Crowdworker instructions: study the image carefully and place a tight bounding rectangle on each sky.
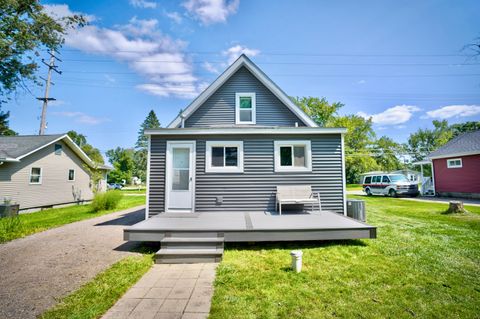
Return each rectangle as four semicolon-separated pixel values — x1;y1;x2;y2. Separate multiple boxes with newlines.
5;0;480;155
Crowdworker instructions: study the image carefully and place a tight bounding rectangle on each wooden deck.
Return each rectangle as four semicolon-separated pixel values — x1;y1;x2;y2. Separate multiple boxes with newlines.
124;211;376;242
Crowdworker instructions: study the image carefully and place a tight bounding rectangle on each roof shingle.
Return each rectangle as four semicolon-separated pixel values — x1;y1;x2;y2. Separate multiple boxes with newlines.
428;130;480;158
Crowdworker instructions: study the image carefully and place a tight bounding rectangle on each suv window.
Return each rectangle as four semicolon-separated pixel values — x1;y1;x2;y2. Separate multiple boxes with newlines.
382;176;390;183
373;176;380;183
364;176;372;184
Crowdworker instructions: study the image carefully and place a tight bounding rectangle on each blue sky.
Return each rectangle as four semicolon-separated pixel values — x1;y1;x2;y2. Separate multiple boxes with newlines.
6;0;480;154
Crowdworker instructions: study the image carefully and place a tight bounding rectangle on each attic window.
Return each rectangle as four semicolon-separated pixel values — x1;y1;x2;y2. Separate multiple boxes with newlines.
235;93;256;124
54;144;62;155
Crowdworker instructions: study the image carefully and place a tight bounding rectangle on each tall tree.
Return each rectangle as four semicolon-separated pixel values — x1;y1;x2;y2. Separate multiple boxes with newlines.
406;120;453;161
450;121;480;137
373;136;402;171
106;147;135;184
136;110;161;149
0;1;86;104
330;115;379;183
292;96;343;127
0;106;16;135
67;130;104;164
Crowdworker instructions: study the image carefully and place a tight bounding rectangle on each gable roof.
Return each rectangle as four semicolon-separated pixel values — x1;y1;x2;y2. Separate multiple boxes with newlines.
427;130;480;159
0;134;102;168
168;54;318;128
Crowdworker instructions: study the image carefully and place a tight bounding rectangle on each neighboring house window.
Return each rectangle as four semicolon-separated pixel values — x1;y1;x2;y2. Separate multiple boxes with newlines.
274;141;312;172
55;144;62;155
447;158;462;168
29;167;42;184
235;93;256;124
205;141;244;173
68;169;75;181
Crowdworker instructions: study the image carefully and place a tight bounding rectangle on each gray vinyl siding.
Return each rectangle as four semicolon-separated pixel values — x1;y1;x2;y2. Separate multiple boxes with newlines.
0;140;94;209
148;134;344;216
184;66;306;127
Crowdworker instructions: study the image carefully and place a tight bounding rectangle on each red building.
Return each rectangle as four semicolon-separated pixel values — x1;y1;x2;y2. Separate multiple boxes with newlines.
428;130;480;199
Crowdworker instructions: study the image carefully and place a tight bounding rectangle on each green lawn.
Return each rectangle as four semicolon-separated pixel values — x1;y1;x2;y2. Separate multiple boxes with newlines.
346;183;363;191
0;195;145;243
210;196;480;318
40;244;155;319
121;188;146;194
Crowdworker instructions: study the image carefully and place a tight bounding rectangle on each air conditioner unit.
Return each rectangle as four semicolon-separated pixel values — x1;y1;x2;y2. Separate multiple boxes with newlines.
346;199;366;222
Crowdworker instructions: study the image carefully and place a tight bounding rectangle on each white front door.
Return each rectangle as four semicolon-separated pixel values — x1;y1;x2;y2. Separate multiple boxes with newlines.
166;141;195;212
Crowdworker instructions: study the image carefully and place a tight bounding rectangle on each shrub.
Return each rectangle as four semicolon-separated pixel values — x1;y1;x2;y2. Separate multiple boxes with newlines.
91;191;123;212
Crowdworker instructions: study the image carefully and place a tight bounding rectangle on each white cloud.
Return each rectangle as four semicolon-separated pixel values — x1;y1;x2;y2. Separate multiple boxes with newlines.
357;79;366;85
424;105;480;119
129;0;157;9
223;45;260;64
166;11;183;24
183;0;240;25
48;100;67;107
57;5;205;99
357;105;420;125
202;61;219;74
42;4;96;22
53;111;109;125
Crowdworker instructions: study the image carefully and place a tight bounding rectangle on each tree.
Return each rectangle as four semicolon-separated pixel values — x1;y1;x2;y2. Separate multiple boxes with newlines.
330;115;379;183
0;106;16;135
373;136;402;171
0;1;86;104
450;121;480;137
406;120;453;162
106;147;135;184
67;130;104;164
136;110;160;149
292;96;343;127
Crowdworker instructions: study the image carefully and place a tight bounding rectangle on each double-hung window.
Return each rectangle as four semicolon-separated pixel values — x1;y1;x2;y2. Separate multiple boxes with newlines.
274;141;312;172
235;93;256;124
205;141;243;173
29;167;42;184
447;158;462;168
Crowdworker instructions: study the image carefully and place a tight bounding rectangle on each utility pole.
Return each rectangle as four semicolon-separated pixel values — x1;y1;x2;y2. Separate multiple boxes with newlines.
37;49;62;135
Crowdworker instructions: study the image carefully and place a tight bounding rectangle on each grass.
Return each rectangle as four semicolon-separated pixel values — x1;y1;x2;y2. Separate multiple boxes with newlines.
40;244;156;319
346;183;363;191
0;195;145;243
121;189;146;194
210;196;480;318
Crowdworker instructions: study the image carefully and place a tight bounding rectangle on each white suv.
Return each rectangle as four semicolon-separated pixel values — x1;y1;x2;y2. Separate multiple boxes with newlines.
362;174;419;197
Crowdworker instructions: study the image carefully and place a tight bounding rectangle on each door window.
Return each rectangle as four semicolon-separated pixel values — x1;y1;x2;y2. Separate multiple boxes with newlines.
172;148;190;191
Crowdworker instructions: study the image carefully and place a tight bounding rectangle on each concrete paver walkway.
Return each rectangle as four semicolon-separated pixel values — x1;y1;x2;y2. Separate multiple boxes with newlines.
0;205;145;319
103;263;217;319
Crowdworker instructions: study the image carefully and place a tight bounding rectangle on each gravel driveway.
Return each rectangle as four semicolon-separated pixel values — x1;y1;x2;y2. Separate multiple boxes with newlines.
0;205;146;319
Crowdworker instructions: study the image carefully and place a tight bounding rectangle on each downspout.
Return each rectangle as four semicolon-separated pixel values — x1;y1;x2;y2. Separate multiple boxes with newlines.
430;159;436;196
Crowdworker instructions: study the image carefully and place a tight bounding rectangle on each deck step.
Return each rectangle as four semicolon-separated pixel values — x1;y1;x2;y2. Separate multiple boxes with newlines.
161;237;224;243
155;248;224;264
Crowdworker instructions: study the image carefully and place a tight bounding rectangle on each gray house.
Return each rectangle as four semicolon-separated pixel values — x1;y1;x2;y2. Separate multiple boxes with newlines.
0;134;109;210
146;54;347;216
127;55;375;263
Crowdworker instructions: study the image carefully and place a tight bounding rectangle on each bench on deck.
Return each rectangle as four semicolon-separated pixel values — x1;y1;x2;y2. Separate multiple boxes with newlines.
276;185;321;215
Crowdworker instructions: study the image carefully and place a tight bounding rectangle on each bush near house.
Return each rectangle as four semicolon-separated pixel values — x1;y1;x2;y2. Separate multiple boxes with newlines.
91;191;123;212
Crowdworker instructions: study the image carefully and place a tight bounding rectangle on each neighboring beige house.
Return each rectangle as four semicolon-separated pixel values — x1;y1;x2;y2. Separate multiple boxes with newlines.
0;134;110;210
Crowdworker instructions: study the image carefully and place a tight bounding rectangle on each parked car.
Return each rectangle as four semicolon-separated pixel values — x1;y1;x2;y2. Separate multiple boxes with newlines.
108;183;123;190
362;173;419;197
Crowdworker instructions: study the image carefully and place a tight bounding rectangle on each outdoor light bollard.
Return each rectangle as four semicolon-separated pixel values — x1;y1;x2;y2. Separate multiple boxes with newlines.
290;250;303;273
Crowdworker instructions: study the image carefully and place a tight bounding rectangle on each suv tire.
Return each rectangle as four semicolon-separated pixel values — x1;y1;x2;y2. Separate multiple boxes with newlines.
388;189;397;198
365;188;372;196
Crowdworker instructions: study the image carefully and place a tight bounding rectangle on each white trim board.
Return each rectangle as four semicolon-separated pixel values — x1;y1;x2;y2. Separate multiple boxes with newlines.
146;127;347;136
167;54;318;128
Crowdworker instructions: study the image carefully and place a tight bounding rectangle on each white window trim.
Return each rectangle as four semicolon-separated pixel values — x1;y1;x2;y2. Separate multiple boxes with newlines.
235;92;256;124
205;141;244;173
68;169;76;182
447;158;462;168
29;167;42;185
274;140;312;172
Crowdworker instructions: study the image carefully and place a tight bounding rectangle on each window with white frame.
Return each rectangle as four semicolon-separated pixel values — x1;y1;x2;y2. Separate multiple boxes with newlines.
205;141;243;173
447;158;462;168
29;167;42;184
274;141;312;172
235;93;256;124
68;169;75;181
